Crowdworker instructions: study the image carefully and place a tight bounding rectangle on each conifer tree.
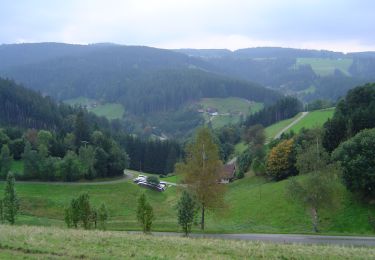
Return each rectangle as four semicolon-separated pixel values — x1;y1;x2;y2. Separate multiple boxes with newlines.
0;144;12;179
3;172;19;224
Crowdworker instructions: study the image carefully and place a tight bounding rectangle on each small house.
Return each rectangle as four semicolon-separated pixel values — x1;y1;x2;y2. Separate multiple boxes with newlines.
219;164;236;184
206;107;218;114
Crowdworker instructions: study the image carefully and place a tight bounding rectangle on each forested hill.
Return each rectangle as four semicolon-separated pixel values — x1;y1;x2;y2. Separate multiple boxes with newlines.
0;78;66;129
0;77;112;132
176;47;345;59
0;77;183;176
176;47;375;102
0;43;281;115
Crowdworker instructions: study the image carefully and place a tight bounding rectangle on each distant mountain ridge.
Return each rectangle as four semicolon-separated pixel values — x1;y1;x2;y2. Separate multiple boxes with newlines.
0;43;281;115
1;43;374;127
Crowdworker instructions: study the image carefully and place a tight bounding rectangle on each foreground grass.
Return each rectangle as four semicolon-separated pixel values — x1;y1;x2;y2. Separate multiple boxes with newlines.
1;225;375;259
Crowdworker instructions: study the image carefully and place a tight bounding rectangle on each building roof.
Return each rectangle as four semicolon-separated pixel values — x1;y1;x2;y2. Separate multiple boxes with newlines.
221;164;236;179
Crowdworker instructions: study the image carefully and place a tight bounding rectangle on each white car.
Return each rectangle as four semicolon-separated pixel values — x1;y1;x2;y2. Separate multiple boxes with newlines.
133;175;147;183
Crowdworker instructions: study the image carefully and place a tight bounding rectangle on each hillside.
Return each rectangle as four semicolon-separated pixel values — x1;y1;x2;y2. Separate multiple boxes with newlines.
288;108;335;133
1;174;374;234
2;225;374;259
0;43;281;113
264;108;335;141
0;78;67;129
64;97;125;120
195;97;263;129
177;47;375;101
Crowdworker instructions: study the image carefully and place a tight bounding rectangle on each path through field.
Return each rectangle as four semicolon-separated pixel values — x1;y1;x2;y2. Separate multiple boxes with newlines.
133;231;375;247
273;111;309;140
3;170;178;186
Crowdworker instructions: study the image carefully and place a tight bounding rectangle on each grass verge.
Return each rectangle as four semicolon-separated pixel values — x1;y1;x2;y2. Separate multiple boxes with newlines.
1;225;375;259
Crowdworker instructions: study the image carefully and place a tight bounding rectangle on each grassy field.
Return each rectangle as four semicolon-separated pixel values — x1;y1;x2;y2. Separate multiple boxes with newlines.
1;173;374;235
0;180;179;231
64;96;125;120
296;58;353;76
288;108;335;134
160;174;182;183
198;97;263;129
234;142;248;155
2;226;375;259
265;113;302;141
200;97;263;114
90;103;124;120
264;108;335;141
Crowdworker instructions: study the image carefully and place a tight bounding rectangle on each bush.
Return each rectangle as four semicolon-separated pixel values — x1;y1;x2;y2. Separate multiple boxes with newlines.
147;175;160;185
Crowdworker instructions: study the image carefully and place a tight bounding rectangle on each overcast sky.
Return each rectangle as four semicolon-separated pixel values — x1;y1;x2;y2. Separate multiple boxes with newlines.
1;0;374;52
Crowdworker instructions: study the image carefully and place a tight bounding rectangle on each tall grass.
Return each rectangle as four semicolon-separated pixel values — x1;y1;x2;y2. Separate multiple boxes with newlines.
1;225;374;259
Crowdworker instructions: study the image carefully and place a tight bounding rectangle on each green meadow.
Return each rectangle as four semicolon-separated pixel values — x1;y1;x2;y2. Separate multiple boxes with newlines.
296;58;353;76
198;97;263;128
288;108;335;134
64;96;125;120
1;173;374;235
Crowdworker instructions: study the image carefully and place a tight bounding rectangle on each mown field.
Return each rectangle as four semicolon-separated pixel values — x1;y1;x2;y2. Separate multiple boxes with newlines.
198;97;263;129
1;173;374;235
296;58;353;76
288;108;335;134
64;96;125;120
264;113;302;141
1;225;375;259
264;108;335;142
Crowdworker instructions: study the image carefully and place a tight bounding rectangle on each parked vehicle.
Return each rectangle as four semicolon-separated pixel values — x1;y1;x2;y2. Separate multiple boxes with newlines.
137;180;166;192
133;175;147;183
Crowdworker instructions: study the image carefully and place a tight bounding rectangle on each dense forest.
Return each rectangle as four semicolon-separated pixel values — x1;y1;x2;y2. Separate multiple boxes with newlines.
0;44;281;115
0;78;183;179
244;97;303;128
323;83;375;152
177;47;375;101
2;44;375;108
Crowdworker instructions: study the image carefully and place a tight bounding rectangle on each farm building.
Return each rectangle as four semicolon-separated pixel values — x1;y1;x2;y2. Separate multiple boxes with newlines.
219;164;236;184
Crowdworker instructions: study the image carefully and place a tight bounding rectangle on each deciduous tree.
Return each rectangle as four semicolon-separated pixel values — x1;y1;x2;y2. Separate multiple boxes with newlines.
266;138;297;181
176;127;225;230
136;193;154;233
177;191;196;236
333;128;375;199
98;203;109;230
286;168;341;232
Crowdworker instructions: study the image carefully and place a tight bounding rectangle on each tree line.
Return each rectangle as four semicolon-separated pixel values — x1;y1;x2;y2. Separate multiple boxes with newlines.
0;78;184;179
244;96;303;128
